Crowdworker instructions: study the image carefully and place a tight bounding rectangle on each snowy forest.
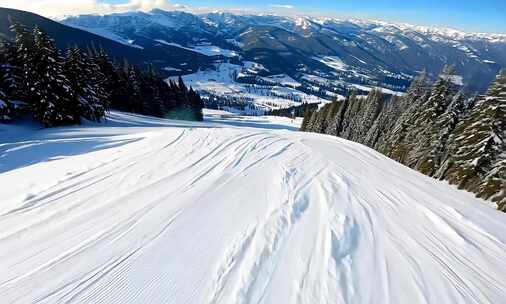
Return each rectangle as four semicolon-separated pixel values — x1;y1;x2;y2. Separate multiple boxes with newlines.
0;19;204;127
301;67;506;211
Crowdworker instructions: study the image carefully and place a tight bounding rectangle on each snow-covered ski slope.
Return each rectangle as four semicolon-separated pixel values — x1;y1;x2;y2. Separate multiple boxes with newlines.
1;110;505;304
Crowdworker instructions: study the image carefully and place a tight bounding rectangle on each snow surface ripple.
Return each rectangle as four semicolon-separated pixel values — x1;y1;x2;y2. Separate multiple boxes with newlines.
0;110;505;304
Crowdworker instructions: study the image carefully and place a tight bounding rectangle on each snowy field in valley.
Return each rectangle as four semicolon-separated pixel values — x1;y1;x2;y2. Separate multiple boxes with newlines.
0;110;505;303
155;40;240;58
170;63;333;112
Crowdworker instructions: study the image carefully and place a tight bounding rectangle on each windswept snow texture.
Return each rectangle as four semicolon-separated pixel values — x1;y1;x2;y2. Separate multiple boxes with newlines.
1;111;506;304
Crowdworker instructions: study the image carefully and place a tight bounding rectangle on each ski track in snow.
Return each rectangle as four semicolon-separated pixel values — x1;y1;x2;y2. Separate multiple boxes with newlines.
0;110;505;304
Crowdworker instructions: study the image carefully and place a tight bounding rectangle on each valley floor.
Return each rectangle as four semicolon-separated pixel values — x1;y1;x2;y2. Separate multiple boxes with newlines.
0;110;505;303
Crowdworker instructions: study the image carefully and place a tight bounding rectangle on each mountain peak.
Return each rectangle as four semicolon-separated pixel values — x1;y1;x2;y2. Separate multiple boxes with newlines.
55;8;506;91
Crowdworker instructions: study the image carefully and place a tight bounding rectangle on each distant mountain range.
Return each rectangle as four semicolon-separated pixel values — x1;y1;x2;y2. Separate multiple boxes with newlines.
60;9;506;92
0;8;216;74
1;7;505;103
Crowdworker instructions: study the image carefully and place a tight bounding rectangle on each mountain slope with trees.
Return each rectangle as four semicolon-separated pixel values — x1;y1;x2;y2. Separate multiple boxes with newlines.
0;7;215;74
302;68;506;211
0;20;204;126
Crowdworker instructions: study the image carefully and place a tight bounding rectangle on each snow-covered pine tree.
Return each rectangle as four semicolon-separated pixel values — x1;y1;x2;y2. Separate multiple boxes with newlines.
0;41;20;103
329;96;350;136
64;47;107;122
311;103;329;133
305;110;319;132
0;43;11;120
356;89;385;145
340;93;364;141
300;110;312;131
409;66;458;172
380;71;431;162
93;48;117;107
88;55;110;120
434;94;479;179
0;68;8;121
0;93;7;121
30;27;75;126
138;64;164;117
123;63;141;113
416;90;467;176
64;47;87;120
446;70;506;210
107;61;129;111
9;18;34;102
369;95;409;151
321;101;340;134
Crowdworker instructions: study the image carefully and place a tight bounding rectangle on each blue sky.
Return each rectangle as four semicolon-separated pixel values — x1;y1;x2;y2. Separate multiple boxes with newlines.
115;0;506;33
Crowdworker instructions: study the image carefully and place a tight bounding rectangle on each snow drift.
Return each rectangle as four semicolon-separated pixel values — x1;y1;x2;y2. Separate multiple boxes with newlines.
0;111;505;303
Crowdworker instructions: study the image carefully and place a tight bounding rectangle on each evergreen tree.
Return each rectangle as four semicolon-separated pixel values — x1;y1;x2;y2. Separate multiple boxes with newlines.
0;93;7;120
369;95;407;150
0;41;20;102
88;55;110;119
126;63;141;113
9;18;35;101
418;91;468;177
30;27;75;126
340;93;364;141
139;65;164;117
331;96;350;136
380;71;431;162
0;52;9;120
189;87;204;121
93;48;118;109
64;47;107;122
409;67;459;174
1;20;204;125
356;89;385;145
305;110;319;132
0;42;10;119
300;110;312;131
433;94;478;179
178;76;187;95
446;70;506;209
311;103;327;133
322;101;340;134
297;66;504;211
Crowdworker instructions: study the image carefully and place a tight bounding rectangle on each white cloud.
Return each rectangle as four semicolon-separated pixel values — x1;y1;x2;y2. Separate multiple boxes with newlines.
269;4;295;9
0;0;178;17
0;0;310;19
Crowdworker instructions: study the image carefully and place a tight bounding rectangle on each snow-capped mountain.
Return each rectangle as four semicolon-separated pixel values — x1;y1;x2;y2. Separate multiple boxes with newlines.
61;10;506;94
0;8;218;76
3;6;503;112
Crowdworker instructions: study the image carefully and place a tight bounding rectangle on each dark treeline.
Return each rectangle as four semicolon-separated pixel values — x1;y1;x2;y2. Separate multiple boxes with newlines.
265;102;319;118
204;93;264;114
0;19;203;127
301;67;506;211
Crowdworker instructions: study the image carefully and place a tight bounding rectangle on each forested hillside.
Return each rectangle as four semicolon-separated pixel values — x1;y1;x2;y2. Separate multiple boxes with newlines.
0;19;203;127
301;68;506;211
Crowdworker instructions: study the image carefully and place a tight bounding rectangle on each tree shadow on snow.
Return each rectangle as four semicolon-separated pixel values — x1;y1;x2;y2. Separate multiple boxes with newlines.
205;114;299;131
0;136;142;174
